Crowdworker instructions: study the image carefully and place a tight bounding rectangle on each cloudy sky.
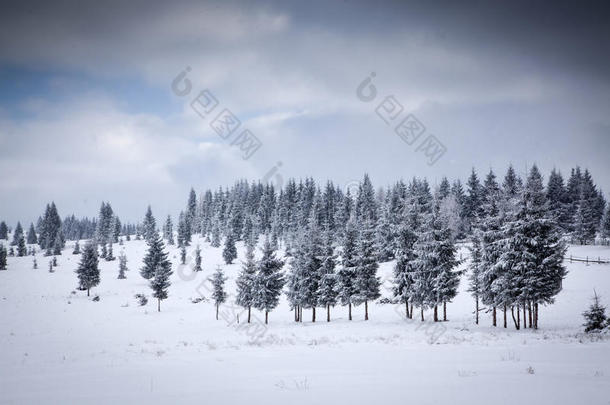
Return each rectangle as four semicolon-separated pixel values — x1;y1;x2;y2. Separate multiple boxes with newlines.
1;0;609;225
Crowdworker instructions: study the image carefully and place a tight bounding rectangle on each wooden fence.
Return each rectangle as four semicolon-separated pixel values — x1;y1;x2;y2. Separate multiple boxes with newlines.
566;255;610;265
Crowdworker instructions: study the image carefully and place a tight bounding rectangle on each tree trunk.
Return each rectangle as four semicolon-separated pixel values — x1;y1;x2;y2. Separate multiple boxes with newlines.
443;301;447;321
299;306;303;322
294;307;298;322
511;307;520;330
492;306;496;327
534;303;539;329
348;302;352;321
312;307;316;323
503;304;507;328
216;303;219;320
327;304;330;322
405;302;409;319
528;302;532;328
409;304;413;319
248;306;251;323
421;307;424;321
158;298;161;312
365;300;369;321
475;296;479;325
517;304;520;329
523;302;526;328
265;310;268;324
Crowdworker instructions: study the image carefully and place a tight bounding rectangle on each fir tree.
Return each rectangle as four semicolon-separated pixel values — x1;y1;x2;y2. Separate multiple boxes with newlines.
194;245;202;272
337;215;359;320
52;234;63;255
75;241;100;296
210;222;221;248
353;218;381;320
180;245;187;265
222;232;237;264
11;222;23;246
26;223;38;245
0;245;6;270
33;258;38;269
105;243;115;261
177;211;191;247
236;244;257;323
142;205;157;242
150;260;173;312
467;235;483;324
140;232;171;280
318;226;338;321
118;251;128;279
49;260;54;273
0;221;8;240
163;215;174;245
17;234;27;257
253;236;285;324
73;241;80;254
209;266;228;320
392;199;420;319
583;290;607;333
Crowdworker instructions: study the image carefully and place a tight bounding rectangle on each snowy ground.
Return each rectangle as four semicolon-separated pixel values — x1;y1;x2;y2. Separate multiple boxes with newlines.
1;237;609;404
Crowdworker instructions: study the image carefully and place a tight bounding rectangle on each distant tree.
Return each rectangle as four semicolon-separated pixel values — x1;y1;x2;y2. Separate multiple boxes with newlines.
209;266;228;320
163;215;174;245
118;251;128;279
32;258;37;269
73;241;80;254
105;242;115;261
583;290;607;333
52;234;63;255
337;216;359;321
75;242;100;296
17;234;27;257
142;205;157;242
26;223;38;245
0;245;6;270
194;245;202;272
222;232;237;264
0;221;8;240
180;245;187;265
11;222;24;246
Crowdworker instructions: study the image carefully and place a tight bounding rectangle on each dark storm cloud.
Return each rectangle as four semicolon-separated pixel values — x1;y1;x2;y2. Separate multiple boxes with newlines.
0;0;609;223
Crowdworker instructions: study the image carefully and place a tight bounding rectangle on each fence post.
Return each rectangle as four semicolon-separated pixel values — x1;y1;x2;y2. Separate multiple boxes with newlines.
586;256;588;264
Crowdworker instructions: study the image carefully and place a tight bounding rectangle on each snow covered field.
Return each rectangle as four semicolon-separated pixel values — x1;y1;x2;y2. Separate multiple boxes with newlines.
1;238;609;404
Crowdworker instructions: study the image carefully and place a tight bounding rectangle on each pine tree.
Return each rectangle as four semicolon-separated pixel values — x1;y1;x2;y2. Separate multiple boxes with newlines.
236;244;258;323
105;243;115;261
0;245;6;270
318;226;338;322
17;234;27;257
465;169;483;232
73;241;80;254
222;232;237;264
392;201;419;319
49;260;54;273
253;236;285;324
210;221;221;248
118;251;128;279
75;241;100;296
150;260;173;312
0;221;8;240
26;223;38;245
180;245;187;265
583;290;607;333
209;266;228;320
163;215;174;245
32;258;37;269
177;211;191;247
467;234;483;324
52;233;63;255
353;218;381;320
337;215;359;321
602;204;610;241
142;205;157;242
375;196;395;261
11;222;23;246
194;245;202;272
140;232;171;280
